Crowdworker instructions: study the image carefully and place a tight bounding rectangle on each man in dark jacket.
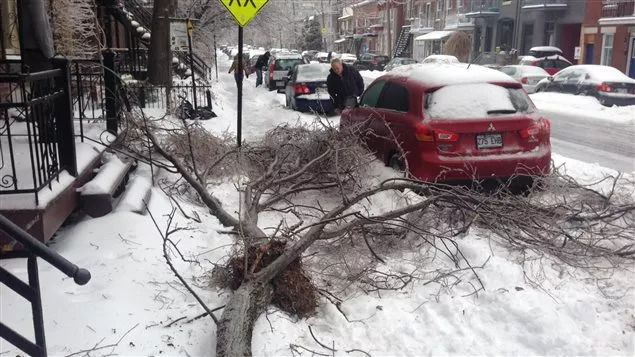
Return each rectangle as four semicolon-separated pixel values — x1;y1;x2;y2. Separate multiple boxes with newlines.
327;58;364;111
254;51;270;87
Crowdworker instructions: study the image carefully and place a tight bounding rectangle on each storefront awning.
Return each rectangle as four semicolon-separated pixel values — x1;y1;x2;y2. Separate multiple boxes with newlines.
414;30;455;41
334;38;347;44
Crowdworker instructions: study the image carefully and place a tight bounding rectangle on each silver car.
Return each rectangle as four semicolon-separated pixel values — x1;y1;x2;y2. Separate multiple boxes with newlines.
264;53;306;92
500;65;550;93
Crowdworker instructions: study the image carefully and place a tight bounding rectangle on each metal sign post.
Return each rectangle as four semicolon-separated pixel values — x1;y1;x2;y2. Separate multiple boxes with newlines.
219;0;270;148
237;26;243;147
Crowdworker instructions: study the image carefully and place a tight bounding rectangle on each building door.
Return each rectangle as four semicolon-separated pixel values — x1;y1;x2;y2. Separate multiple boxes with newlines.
521;24;534;55
584;43;594;64
629;37;635;79
485;26;493;52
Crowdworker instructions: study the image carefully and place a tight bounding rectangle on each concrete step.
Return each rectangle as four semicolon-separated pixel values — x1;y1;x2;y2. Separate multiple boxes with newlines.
115;176;152;215
79;154;134;217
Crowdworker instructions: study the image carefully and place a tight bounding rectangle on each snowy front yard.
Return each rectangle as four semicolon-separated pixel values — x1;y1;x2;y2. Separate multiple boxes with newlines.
2;60;634;357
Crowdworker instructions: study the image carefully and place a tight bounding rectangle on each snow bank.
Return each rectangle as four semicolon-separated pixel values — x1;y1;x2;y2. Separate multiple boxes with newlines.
530;92;635;125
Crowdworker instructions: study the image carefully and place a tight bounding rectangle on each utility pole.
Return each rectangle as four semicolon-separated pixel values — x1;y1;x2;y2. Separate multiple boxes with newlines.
386;1;392;56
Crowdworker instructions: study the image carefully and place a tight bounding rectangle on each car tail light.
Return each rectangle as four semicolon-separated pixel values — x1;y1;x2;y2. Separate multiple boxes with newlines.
294;84;310;95
597;83;613;92
415;123;434;142
521;77;529;84
520;118;550;140
435;129;459;142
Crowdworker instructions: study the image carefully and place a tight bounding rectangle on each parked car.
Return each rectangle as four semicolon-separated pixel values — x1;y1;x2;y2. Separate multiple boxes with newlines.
528;46;563;58
315;52;330;63
264;53;306;91
284;63;333;113
340;53;358;65
246;51;265;75
422;55;460;64
500;65;550;93
384;57;418;71
340;63;551;183
519;55;571;75
534;65;635;106
354;53;390;71
473;51;519;70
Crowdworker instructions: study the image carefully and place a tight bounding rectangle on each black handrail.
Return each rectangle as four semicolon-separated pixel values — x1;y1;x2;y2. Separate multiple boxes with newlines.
0;214;91;356
0;215;91;284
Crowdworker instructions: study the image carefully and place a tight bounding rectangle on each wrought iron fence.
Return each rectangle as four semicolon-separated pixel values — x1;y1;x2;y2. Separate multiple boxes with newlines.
0;213;91;357
126;83;213;110
0;60;76;205
601;0;635;17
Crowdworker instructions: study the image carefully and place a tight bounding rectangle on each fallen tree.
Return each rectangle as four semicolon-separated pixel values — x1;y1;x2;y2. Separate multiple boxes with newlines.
117;102;635;356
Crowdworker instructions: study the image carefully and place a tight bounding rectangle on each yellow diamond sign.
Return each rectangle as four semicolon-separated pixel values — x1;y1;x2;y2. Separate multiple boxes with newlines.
220;0;270;27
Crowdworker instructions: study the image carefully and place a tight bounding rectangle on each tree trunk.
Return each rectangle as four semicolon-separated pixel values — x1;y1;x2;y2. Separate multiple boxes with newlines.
216;281;273;357
148;0;176;85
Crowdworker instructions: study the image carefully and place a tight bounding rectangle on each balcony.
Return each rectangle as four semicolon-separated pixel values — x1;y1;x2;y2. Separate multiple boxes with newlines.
445;13;474;29
601;0;635;18
409;17;434;34
521;0;568;11
465;0;502;18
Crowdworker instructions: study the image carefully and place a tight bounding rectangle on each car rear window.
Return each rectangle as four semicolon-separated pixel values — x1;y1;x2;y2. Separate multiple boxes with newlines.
426;83;534;120
275;59;302;71
297;65;330;82
375;56;389;62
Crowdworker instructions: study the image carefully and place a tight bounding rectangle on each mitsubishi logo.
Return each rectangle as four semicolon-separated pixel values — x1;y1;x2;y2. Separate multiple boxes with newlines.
487;123;496;132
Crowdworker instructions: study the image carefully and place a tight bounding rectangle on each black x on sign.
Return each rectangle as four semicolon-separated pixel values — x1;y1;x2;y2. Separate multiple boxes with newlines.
220;0;270;27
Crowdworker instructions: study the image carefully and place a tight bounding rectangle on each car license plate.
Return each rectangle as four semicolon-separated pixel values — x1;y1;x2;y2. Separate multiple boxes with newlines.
615;88;627;94
476;133;503;149
315;87;326;94
276;81;284;87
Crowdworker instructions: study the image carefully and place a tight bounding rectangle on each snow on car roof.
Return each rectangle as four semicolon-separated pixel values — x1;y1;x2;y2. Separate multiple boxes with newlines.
275;53;303;59
530;46;562;53
564;65;635;83
390;63;518;87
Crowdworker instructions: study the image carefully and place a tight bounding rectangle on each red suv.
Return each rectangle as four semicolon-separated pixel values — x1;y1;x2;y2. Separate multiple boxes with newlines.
340;64;551;183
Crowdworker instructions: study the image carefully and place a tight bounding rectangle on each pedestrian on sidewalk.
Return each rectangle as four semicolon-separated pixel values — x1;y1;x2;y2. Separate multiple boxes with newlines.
255;51;271;87
229;54;249;86
327;58;364;112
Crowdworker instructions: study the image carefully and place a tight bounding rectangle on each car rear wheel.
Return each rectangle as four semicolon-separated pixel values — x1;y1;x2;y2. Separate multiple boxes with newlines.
388;152;406;172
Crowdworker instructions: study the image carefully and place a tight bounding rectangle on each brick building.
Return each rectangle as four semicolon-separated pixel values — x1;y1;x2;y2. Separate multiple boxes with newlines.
580;0;635;77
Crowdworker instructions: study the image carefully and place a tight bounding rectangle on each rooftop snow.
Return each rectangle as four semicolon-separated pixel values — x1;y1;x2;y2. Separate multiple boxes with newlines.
390;63;517;87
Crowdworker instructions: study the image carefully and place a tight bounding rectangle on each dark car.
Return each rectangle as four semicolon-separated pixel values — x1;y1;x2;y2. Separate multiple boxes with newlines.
536;64;635;107
264;53;306;91
354;53;390;71
284;63;333;113
340;63;551;183
384;57;418;71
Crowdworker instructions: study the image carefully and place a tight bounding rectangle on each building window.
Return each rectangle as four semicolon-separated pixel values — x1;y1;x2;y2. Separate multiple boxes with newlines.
600;34;614;65
457;0;464;8
544;22;555;46
437;0;442;12
448;0;453;10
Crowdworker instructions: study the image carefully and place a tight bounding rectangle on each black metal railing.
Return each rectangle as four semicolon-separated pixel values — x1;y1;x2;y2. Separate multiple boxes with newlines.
467;0;502;14
521;0;568;9
0;60;77;205
601;0;635;17
127;83;213;110
0;214;91;357
70;60;107;140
